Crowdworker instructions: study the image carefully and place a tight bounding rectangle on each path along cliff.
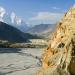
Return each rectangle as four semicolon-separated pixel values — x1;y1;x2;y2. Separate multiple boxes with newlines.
34;5;75;75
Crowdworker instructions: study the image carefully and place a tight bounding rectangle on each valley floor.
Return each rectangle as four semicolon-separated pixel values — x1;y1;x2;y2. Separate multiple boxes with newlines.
0;48;45;75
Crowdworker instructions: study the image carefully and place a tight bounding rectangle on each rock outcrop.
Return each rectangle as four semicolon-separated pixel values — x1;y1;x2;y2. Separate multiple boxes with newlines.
35;5;75;75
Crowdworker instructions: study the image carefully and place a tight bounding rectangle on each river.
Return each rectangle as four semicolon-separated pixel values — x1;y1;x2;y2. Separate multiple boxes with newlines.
0;48;45;75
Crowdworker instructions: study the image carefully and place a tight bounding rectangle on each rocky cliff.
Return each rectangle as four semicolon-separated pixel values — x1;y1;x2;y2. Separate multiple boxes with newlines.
34;5;75;75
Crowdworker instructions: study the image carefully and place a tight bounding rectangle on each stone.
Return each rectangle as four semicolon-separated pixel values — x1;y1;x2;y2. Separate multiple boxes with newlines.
34;5;75;75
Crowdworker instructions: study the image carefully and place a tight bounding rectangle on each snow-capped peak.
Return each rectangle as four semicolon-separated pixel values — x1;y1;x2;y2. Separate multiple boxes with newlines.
0;6;6;22
10;12;15;24
10;12;30;32
16;16;22;25
11;12;22;25
0;6;30;32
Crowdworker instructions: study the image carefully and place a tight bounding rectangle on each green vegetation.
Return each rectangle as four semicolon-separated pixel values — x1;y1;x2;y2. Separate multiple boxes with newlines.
0;40;48;48
0;40;11;48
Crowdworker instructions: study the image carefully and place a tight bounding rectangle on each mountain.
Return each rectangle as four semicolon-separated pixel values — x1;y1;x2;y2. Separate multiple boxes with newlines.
10;12;30;32
35;5;75;75
26;24;55;38
0;7;30;32
0;6;56;34
0;21;39;43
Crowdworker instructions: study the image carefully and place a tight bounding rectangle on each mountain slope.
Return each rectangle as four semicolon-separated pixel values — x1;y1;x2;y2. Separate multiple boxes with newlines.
0;22;39;43
0;7;30;32
26;24;55;38
10;12;30;32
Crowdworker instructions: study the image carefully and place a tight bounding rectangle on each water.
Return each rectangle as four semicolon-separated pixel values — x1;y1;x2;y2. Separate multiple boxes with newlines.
0;48;44;75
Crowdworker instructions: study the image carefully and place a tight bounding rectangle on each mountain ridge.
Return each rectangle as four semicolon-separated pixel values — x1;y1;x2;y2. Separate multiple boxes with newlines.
0;6;30;32
26;24;55;38
0;21;39;43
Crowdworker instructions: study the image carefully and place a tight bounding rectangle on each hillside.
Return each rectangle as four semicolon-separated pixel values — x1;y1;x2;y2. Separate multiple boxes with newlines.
0;22;39;43
26;24;55;38
35;5;75;75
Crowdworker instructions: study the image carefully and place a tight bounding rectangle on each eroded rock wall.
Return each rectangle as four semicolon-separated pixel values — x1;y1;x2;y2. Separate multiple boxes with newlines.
34;5;75;75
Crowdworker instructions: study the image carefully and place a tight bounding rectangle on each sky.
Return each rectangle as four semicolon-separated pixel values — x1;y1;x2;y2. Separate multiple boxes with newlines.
0;0;75;25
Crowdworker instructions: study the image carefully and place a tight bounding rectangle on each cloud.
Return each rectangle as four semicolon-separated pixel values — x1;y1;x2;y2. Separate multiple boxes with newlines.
28;12;63;25
0;6;6;22
51;7;60;10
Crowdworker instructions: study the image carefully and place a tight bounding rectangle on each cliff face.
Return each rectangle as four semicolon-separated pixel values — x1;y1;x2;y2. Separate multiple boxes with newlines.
35;5;75;75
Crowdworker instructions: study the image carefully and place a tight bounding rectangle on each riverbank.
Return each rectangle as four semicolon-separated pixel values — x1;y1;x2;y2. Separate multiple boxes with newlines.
0;48;44;75
0;39;48;48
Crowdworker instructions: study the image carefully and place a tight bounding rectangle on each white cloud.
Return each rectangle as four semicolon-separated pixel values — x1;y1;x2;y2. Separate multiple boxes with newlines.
0;6;6;22
28;12;63;25
51;7;60;10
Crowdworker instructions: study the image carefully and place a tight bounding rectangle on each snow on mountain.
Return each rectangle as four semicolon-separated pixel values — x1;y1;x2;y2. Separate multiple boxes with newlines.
10;12;30;32
0;6;30;32
11;12;22;25
0;6;6;22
